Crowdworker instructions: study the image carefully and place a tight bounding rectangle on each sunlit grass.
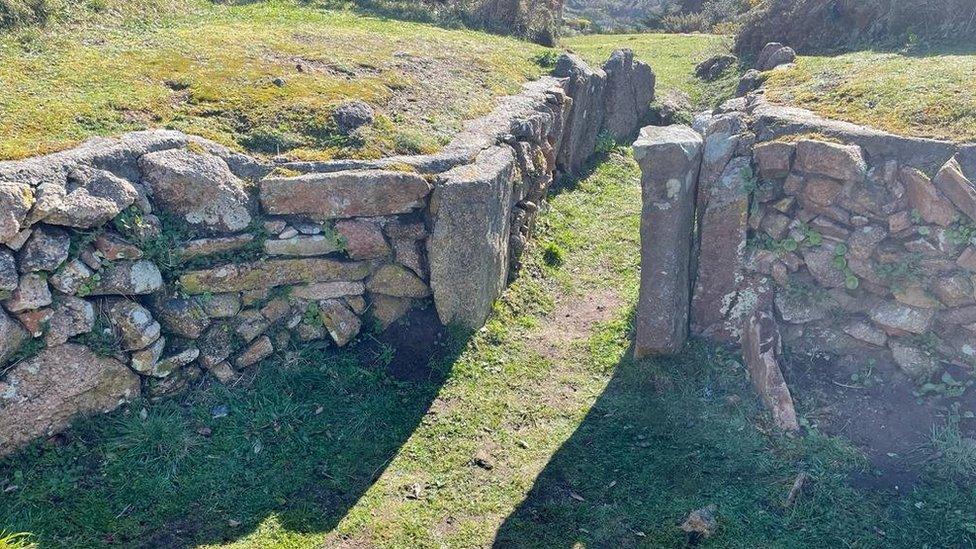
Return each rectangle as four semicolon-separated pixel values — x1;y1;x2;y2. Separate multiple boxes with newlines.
764;47;976;142
0;0;547;161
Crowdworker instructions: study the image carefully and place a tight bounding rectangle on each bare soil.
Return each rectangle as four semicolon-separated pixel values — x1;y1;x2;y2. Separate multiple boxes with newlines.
528;289;623;360
786;353;976;491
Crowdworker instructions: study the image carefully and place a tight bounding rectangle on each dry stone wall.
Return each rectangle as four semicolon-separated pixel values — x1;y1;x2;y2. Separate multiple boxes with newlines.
0;50;654;455
637;95;976;429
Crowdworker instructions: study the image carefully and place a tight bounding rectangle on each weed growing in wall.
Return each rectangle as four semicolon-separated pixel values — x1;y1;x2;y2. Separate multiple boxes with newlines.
875;253;923;291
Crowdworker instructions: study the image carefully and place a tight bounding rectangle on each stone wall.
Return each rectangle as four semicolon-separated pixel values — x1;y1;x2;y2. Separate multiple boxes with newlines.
0;50;654;455
637;96;976;429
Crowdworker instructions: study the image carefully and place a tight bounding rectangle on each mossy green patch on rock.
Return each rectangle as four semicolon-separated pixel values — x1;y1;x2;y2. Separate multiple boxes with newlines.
178;258;370;294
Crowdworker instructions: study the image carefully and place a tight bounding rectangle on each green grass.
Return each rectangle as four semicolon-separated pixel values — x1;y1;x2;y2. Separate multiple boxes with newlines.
3;151;975;547
764;45;976;142
0;0;547;161
562;32;735;106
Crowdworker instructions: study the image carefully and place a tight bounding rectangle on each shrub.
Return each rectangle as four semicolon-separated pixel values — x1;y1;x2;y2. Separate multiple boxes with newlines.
0;0;48;29
344;0;564;45
542;242;565;267
735;0;976;56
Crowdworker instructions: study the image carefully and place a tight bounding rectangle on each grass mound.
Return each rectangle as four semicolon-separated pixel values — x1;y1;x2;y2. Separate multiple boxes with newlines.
736;0;976;56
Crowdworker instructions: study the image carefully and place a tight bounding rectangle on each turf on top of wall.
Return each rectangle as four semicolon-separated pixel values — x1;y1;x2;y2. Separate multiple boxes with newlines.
764;46;976;142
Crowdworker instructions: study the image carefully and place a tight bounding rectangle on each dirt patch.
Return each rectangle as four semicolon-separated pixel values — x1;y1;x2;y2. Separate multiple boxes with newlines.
357;305;451;383
528;289;623;360
786;353;976;491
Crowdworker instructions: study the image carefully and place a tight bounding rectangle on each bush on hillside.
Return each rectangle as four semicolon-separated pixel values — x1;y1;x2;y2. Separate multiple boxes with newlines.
347;0;565;45
655;0;750;33
735;0;976;56
0;0;48;29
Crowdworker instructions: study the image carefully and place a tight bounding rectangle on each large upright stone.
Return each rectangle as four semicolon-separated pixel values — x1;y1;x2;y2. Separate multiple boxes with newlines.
554;53;607;174
902;167;958;227
601;49;656;141
933;157;976;222
633;125;703;357
260;170;432;220
691;156;752;342
139;148;252;233
428;146;515;329
0;344;140;455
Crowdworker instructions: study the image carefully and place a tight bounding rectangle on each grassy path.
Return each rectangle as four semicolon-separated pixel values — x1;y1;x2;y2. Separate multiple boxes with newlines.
3;152;976;547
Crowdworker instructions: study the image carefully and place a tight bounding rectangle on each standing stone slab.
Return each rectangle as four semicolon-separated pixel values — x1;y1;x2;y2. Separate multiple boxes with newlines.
743;307;799;431
554;53;607;175
427;146;515;329
0;344;140;455
260;170;432;220
633;125;703;357
691;156;752;342
934;157;976;222
601;49;656;141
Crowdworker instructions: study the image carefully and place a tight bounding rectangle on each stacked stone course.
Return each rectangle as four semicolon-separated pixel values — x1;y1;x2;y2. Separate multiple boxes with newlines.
0;50;655;455
637;95;976;430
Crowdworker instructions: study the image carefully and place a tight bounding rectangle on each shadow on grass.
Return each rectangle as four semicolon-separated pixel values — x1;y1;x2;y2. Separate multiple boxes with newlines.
494;333;976;548
0;306;468;547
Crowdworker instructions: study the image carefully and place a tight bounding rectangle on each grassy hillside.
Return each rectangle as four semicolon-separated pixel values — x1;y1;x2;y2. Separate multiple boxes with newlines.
764;46;976;142
0;0;548;161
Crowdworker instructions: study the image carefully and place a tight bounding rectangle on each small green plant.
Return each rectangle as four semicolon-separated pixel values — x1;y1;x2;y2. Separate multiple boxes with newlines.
740;166;758;196
928;415;976;479
916;371;973;399
71;313;121;357
946;220;976;246
875;254;923;291
594;130;617;155
785;281;828;304
3;337;46;370
542;242;565;267
67;227;104;261
75;272;101;298
0;531;37;549
827;243;859;289
534;50;560;69
303;301;322;325
848;360;880;389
